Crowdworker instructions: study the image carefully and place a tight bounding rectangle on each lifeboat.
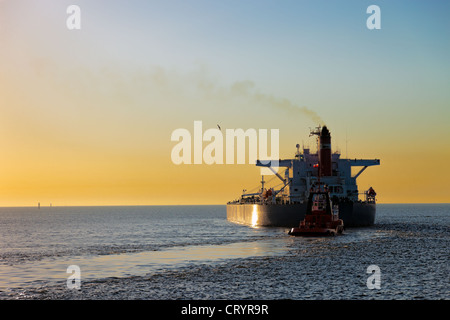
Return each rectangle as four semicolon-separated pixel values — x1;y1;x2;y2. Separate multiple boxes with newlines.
288;186;344;237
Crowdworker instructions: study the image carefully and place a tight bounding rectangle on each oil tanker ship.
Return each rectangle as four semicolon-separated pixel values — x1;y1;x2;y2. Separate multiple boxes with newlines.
226;126;380;228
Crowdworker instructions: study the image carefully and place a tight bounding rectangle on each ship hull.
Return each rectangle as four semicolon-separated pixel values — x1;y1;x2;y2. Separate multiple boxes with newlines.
226;202;376;228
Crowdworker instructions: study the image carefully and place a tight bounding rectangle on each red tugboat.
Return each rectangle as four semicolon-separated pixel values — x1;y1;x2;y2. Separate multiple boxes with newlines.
288;185;344;237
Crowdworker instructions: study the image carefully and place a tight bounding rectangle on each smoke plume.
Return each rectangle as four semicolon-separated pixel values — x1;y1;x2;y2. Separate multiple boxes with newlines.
230;80;325;125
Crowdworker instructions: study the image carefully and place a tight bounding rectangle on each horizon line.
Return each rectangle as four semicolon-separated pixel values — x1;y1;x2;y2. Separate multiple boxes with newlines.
0;202;449;208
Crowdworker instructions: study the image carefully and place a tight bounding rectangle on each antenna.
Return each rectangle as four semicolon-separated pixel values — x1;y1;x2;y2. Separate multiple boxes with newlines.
261;175;265;194
345;129;349;158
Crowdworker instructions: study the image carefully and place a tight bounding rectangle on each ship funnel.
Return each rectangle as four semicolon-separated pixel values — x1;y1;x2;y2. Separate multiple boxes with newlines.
319;126;332;176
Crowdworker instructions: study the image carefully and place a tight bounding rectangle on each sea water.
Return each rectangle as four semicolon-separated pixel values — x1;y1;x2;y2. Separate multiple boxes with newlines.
0;204;448;299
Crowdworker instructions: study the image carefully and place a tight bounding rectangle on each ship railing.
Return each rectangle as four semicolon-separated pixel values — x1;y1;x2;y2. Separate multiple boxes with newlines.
237;195;295;205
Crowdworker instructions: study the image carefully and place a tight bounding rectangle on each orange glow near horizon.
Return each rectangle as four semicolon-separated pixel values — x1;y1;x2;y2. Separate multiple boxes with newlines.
0;133;449;206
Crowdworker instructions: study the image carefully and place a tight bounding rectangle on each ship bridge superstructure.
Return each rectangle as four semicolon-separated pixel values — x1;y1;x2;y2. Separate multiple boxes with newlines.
244;126;380;205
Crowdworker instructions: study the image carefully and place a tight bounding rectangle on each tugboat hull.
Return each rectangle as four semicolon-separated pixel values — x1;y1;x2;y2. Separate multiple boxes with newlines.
288;226;344;237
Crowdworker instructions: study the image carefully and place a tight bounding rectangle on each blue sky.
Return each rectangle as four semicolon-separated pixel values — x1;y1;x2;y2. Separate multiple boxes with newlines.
0;0;449;204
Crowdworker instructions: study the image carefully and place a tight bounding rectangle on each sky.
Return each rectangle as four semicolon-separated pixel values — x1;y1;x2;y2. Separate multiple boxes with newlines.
0;0;449;206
